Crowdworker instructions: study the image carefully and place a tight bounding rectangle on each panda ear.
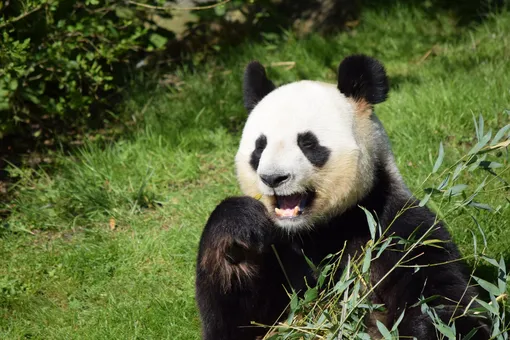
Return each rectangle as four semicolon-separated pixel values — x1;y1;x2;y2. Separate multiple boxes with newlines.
337;55;389;105
243;61;276;113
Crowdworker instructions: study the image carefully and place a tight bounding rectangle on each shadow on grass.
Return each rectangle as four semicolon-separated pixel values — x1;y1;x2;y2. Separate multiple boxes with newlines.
364;0;507;26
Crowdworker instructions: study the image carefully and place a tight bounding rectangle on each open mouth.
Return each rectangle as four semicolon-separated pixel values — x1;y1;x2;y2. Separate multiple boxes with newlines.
273;191;315;219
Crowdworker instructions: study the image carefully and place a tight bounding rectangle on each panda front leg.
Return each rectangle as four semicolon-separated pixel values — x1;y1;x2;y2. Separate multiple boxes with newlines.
195;197;289;340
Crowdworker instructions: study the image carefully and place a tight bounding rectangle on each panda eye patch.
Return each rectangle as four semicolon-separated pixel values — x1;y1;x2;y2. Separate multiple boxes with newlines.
297;131;319;149
297;131;330;168
250;134;267;170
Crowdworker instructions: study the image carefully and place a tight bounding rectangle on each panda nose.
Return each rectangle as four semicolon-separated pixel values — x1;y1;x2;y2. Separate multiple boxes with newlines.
260;174;291;188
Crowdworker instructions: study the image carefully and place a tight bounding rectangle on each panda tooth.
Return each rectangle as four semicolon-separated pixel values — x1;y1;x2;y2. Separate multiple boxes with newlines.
275;207;301;218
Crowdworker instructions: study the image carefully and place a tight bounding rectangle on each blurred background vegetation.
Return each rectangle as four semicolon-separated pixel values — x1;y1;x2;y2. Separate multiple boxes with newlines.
0;0;505;147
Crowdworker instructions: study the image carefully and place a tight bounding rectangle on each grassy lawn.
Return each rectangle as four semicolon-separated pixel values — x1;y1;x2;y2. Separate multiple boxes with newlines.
1;4;509;339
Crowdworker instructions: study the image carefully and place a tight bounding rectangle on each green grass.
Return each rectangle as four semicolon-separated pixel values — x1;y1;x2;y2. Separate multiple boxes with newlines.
1;4;510;339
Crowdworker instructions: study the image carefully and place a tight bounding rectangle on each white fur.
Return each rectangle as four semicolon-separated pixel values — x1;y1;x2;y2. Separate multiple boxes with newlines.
235;80;384;230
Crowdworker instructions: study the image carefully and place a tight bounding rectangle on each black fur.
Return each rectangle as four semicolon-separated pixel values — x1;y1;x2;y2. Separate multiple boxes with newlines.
243;61;276;113
249;134;267;171
196;164;489;339
337;55;389;104
195;197;290;340
297;131;331;167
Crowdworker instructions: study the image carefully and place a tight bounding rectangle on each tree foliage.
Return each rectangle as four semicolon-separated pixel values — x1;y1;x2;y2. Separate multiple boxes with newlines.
0;0;173;138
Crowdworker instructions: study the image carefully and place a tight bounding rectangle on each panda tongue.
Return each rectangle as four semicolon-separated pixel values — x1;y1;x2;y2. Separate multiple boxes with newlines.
279;193;303;209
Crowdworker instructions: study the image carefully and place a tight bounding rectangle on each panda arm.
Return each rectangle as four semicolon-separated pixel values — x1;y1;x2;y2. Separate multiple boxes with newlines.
195;196;289;340
373;206;490;339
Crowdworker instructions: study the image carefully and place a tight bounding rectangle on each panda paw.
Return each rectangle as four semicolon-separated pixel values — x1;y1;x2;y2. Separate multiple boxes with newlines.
197;196;274;292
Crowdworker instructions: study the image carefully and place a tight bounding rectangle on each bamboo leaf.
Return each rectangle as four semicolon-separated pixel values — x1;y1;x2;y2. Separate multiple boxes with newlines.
422;239;446;248
301;251;317;272
475;298;498;315
437;174;450;190
473;276;500;296
362;248;372;273
303;287;318;304
473;113;480;140
356;333;371;340
445;184;467;197
491;124;510;146
478;160;503;169
333;278;355;294
411;295;441;308
432;142;444;173
452;163;464;181
498;256;507;295
461;328;481;340
468;202;493;211
361;206;377;241
468;131;492;155
470;215;487;248
478;114;485;140
419;192;432;207
424;188;442;195
376;238;392;258
317;264;332;288
434;321;456;339
469;230;477;256
482;255;500;268
376;320;393;339
391;310;406;331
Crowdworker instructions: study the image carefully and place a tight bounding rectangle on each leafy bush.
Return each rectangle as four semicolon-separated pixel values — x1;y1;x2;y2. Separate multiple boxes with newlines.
264;116;510;339
0;0;174;138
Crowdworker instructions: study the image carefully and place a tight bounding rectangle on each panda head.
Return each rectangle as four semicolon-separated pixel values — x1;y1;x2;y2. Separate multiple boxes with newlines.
235;55;390;231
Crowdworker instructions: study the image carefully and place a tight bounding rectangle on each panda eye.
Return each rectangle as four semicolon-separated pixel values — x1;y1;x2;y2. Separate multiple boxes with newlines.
249;134;267;171
300;140;317;149
298;134;318;149
254;135;267;151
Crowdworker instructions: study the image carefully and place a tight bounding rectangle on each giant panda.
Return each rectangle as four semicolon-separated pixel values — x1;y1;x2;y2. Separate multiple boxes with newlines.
195;55;489;339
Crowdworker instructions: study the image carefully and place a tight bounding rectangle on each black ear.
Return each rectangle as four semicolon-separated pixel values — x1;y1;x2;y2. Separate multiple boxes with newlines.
337;55;389;105
243;61;276;113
